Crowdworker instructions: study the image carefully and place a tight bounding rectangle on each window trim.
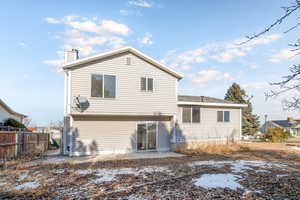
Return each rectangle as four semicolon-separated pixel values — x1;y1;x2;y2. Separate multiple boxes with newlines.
217;110;230;123
182;106;201;124
90;73;117;99
140;77;154;92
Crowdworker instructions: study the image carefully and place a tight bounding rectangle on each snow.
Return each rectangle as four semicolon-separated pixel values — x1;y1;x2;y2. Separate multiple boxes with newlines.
18;173;28;181
0;182;7;187
76;169;94;175
193;173;243;190
127;194;147;200
190;160;285;173
14;181;40;190
290;146;300;151
84;166;170;184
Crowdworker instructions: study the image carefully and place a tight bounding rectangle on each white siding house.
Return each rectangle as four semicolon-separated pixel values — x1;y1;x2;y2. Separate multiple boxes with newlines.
63;47;246;156
0;99;26;124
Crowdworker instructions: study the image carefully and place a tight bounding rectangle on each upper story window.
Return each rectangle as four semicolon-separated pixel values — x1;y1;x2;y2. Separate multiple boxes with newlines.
217;111;230;122
91;74;116;98
141;77;154;92
182;106;200;123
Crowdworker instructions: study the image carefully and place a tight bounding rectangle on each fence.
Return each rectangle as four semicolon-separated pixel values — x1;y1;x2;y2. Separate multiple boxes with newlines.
0;131;49;162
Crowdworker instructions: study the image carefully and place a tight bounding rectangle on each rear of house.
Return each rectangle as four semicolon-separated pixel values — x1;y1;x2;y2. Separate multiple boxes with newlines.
62;47;246;156
0;98;26;125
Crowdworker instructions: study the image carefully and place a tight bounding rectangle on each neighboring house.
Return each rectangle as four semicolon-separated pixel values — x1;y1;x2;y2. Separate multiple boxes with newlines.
261;118;300;137
0;98;26;125
62;47;247;156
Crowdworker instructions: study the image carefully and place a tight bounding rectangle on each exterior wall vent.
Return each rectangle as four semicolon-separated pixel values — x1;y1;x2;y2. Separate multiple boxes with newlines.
126;57;131;65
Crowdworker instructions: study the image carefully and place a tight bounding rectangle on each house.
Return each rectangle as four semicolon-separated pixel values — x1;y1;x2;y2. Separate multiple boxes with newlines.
0;98;26;125
62;47;247;156
261;118;300;137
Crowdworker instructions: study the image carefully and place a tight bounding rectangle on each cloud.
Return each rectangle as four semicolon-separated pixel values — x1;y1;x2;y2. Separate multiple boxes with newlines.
269;48;298;63
163;34;282;70
45;17;61;24
44;16;131;72
43;59;64;73
120;9;130;15
191;69;233;88
128;0;153;7
19;42;27;48
139;32;153;46
241;82;268;89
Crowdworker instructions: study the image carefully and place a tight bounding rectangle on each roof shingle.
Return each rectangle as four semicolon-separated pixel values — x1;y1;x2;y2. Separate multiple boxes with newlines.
178;95;235;104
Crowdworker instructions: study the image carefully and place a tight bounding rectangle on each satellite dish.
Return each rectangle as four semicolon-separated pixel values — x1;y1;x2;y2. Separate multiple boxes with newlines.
73;95;89;112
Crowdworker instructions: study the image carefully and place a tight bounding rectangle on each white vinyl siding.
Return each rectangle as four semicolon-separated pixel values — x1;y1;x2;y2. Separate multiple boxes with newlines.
71;53;177;115
71;116;172;155
177;106;241;142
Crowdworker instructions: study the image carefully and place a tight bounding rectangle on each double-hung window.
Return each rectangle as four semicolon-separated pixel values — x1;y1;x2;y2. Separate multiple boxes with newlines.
91;74;116;98
141;77;154;92
182;106;200;123
217;111;230;122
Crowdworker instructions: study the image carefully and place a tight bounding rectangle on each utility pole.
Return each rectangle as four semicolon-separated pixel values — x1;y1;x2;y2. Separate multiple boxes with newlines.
264;114;268;133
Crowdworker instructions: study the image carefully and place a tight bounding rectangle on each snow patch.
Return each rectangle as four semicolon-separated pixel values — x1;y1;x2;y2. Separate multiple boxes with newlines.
15;181;40;190
18;173;28;181
87;166;170;184
290;146;300;151
190;160;285;173
0;182;7;187
193;173;243;190
127;194;147;200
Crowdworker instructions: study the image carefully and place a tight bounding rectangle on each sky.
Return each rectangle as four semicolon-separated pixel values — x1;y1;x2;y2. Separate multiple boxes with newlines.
1;0;300;126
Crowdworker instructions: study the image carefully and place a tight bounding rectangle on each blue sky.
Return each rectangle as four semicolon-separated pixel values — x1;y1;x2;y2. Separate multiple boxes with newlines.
1;0;300;126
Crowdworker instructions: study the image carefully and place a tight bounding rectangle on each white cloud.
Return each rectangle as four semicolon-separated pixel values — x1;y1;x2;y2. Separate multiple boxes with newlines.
43;59;64;73
163;34;282;70
120;9;130;15
139;32;153;46
45;17;61;24
191;69;233;88
44;16;131;73
269;48;298;63
128;0;153;7
19;42;27;48
241;82;268;89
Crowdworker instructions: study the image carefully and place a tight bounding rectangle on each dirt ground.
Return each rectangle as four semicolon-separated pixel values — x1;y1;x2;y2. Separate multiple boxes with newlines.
0;142;300;200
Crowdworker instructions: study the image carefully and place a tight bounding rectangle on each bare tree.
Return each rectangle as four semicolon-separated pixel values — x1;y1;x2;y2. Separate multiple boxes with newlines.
241;0;300;110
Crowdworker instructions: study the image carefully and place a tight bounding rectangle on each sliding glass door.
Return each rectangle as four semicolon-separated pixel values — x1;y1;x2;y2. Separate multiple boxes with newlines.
137;122;157;151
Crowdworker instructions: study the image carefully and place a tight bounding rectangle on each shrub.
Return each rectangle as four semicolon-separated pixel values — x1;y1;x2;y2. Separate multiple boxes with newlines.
4;118;26;128
173;142;249;155
261;128;290;143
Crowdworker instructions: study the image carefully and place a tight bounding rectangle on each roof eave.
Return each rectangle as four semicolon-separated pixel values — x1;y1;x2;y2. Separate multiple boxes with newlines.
177;101;248;108
62;46;183;79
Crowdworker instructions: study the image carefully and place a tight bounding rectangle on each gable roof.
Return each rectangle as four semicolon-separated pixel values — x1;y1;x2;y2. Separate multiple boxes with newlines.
177;95;247;108
0;98;26;118
62;46;183;79
271;120;300;128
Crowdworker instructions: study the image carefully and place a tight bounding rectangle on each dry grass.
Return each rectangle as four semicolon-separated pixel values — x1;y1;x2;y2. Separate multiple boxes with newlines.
173;142;250;155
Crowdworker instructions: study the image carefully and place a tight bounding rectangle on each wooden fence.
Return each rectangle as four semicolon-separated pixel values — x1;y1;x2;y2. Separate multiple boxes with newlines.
0;131;49;161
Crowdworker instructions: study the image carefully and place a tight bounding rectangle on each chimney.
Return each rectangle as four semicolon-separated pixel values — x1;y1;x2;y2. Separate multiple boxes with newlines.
65;49;79;63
